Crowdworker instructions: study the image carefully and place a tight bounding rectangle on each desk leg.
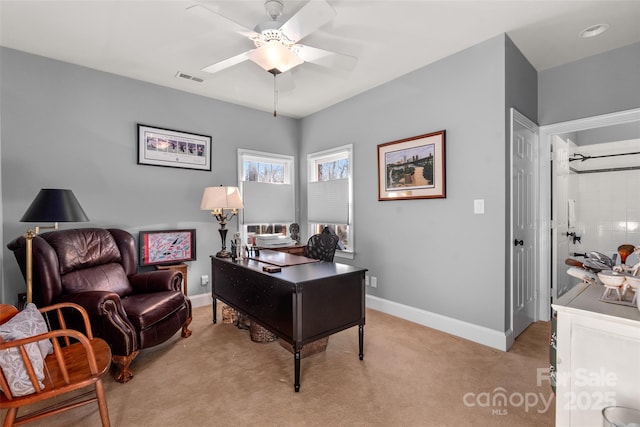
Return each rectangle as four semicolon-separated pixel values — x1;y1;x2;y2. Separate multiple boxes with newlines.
212;297;217;324
294;350;301;392
359;324;364;360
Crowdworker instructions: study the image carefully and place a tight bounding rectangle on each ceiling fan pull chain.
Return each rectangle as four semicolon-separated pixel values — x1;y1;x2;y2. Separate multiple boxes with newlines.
273;73;278;117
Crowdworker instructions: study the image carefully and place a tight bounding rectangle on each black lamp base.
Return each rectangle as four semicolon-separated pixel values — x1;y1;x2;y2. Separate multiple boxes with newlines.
216;250;231;258
216;226;230;258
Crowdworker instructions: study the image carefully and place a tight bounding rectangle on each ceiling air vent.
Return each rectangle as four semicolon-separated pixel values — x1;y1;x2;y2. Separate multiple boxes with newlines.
175;71;203;83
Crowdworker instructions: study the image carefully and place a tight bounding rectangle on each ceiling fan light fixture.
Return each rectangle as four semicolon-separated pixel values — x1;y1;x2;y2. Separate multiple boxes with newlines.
579;23;609;38
248;41;303;74
252;28;294;49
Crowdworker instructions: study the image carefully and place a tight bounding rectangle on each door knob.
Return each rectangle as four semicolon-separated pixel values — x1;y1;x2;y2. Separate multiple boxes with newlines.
514;239;524;246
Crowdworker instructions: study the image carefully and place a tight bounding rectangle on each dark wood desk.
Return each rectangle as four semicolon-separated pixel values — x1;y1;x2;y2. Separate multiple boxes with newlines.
210;254;367;392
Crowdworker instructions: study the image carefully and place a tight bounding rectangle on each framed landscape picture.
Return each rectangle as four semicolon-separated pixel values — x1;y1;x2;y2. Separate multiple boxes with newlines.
137;124;212;171
377;130;446;201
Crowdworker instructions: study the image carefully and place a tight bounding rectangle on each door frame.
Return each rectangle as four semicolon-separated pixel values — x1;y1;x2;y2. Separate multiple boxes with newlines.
537;107;640;320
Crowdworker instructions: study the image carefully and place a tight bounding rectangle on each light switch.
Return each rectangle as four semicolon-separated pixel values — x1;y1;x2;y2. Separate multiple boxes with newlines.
474;199;485;214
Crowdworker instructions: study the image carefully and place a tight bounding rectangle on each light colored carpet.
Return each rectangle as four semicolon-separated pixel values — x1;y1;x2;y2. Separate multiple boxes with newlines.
2;305;555;426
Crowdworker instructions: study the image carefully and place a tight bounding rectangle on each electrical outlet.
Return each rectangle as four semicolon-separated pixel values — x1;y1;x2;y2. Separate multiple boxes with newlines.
201;275;209;286
365;275;370;286
371;276;377;288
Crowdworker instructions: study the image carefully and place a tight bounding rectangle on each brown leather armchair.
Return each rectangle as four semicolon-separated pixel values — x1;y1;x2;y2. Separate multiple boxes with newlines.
7;228;192;383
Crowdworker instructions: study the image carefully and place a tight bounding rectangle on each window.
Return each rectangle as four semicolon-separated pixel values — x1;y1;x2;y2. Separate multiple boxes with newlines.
307;145;353;258
238;149;295;243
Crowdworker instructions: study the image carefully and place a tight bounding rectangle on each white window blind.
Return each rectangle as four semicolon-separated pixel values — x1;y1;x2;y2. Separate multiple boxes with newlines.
307;178;349;224
242;181;294;224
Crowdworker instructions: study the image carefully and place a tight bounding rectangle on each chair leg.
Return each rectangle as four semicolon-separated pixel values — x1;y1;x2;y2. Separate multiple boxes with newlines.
181;316;193;338
112;351;139;383
95;379;111;427
2;408;17;427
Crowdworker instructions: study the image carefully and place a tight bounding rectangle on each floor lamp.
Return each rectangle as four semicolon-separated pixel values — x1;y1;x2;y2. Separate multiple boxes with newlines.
200;186;243;258
20;189;89;304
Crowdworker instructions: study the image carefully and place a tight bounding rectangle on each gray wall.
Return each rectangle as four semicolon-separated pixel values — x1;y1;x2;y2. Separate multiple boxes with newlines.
300;35;513;332
574;121;640;146
505;36;538;124
539;41;640;125
0;47;299;305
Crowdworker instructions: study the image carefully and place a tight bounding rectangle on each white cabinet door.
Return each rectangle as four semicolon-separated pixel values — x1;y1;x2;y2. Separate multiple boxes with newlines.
554;306;640;427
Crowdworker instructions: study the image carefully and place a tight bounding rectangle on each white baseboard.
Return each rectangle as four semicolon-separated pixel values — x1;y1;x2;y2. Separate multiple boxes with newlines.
189;292;213;308
366;295;511;351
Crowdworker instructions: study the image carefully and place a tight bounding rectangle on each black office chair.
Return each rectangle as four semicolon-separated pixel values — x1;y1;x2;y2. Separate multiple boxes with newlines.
304;228;340;262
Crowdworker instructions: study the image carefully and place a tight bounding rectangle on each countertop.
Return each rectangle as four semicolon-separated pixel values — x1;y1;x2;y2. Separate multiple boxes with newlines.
553;283;640;323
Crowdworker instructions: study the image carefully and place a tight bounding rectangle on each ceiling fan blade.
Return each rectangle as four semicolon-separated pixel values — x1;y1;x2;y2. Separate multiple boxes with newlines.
202;50;254;74
294;44;357;71
279;0;336;43
186;3;259;39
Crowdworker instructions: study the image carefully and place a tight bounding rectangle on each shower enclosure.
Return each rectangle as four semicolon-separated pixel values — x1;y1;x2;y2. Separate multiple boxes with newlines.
552;119;640;298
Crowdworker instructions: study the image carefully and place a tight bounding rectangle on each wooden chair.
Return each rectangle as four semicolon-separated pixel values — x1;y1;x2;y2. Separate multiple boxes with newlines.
0;303;111;427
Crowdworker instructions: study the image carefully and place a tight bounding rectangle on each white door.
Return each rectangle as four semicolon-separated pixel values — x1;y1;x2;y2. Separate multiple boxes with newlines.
551;135;573;299
511;109;539;338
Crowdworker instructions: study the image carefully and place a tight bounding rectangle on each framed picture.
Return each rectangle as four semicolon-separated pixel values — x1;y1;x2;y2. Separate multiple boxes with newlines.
139;229;196;266
378;130;446;201
137;124;212;171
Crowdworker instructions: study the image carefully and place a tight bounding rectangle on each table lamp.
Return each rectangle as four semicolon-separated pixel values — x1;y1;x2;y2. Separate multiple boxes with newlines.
20;189;89;304
200;186;243;258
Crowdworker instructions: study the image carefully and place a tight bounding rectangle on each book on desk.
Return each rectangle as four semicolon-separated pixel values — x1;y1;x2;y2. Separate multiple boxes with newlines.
255;233;293;248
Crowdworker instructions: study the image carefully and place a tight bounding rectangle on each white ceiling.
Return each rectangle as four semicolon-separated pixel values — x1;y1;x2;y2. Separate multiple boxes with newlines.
1;0;639;118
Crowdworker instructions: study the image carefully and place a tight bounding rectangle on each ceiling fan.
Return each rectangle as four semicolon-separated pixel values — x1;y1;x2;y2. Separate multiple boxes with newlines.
189;0;356;76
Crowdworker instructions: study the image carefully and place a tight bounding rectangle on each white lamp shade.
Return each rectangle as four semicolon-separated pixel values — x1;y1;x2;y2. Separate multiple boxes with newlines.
248;42;303;74
200;186;244;210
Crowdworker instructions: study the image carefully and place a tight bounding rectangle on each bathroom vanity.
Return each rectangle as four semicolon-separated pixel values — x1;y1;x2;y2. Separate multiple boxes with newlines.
553;284;640;426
